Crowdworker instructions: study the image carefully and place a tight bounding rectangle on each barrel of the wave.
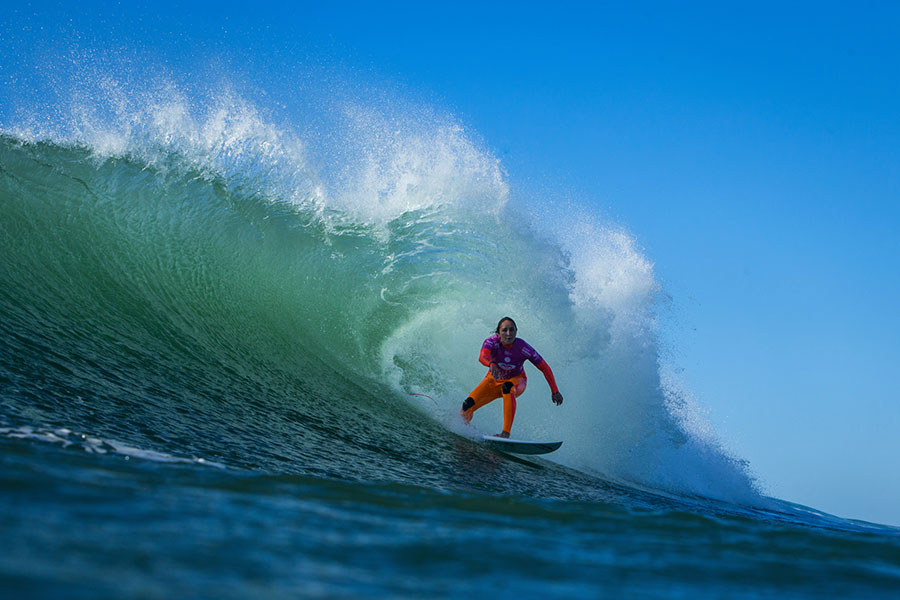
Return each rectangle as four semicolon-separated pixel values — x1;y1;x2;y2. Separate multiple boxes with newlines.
461;317;563;453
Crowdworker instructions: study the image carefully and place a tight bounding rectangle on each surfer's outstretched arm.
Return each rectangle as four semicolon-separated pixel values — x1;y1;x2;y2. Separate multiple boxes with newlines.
535;359;563;405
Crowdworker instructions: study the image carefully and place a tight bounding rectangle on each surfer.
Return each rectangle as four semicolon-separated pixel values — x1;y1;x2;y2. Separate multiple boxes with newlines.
461;317;563;438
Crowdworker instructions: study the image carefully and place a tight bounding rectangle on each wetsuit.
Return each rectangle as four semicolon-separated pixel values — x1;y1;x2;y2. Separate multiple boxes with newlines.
461;334;559;435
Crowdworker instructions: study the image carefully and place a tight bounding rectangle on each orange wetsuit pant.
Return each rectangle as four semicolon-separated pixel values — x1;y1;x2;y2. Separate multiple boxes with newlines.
461;374;527;434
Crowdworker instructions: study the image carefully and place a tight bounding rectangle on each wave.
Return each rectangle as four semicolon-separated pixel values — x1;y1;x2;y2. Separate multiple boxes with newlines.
0;75;765;508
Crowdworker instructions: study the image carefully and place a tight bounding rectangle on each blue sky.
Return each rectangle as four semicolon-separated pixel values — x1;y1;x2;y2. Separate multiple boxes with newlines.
4;2;899;526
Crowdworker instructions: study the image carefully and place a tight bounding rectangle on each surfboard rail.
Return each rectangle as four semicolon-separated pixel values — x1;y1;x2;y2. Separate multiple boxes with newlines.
481;435;562;455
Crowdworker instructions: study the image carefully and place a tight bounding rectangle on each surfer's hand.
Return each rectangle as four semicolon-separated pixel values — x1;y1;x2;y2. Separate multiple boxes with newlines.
489;362;503;380
552;392;563;406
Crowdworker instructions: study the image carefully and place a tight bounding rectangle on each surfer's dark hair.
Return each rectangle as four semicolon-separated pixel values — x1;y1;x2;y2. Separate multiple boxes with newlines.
495;317;517;334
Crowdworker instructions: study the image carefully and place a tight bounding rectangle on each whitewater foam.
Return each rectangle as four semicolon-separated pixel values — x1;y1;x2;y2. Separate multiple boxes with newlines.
0;425;225;468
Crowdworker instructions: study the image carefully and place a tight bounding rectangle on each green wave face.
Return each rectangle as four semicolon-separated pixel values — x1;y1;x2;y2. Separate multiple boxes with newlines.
0;132;538;483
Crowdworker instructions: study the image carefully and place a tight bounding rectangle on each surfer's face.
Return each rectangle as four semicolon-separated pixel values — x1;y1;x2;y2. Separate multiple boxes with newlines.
498;321;517;345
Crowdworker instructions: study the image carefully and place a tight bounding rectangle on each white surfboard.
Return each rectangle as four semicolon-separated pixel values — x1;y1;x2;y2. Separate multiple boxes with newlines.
481;434;562;455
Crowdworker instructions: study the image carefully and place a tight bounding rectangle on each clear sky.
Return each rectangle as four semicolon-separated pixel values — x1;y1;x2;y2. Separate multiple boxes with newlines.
4;2;899;526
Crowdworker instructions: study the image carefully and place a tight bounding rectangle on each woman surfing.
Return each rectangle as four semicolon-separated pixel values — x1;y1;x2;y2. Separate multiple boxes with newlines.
461;317;563;437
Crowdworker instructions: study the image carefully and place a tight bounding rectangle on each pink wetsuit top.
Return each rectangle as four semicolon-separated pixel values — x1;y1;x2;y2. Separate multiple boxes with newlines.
481;334;543;379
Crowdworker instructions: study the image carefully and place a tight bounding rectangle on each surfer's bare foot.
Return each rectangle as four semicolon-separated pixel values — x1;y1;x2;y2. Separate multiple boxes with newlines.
495;431;510;438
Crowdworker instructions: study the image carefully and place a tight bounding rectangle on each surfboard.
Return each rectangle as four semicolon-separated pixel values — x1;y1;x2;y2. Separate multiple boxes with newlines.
481;434;562;455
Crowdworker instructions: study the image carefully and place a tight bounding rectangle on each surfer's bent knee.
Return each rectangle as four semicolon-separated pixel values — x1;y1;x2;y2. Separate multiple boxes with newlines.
462;397;475;411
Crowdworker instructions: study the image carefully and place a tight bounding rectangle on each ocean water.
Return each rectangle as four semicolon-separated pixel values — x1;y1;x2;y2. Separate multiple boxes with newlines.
2;83;899;599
